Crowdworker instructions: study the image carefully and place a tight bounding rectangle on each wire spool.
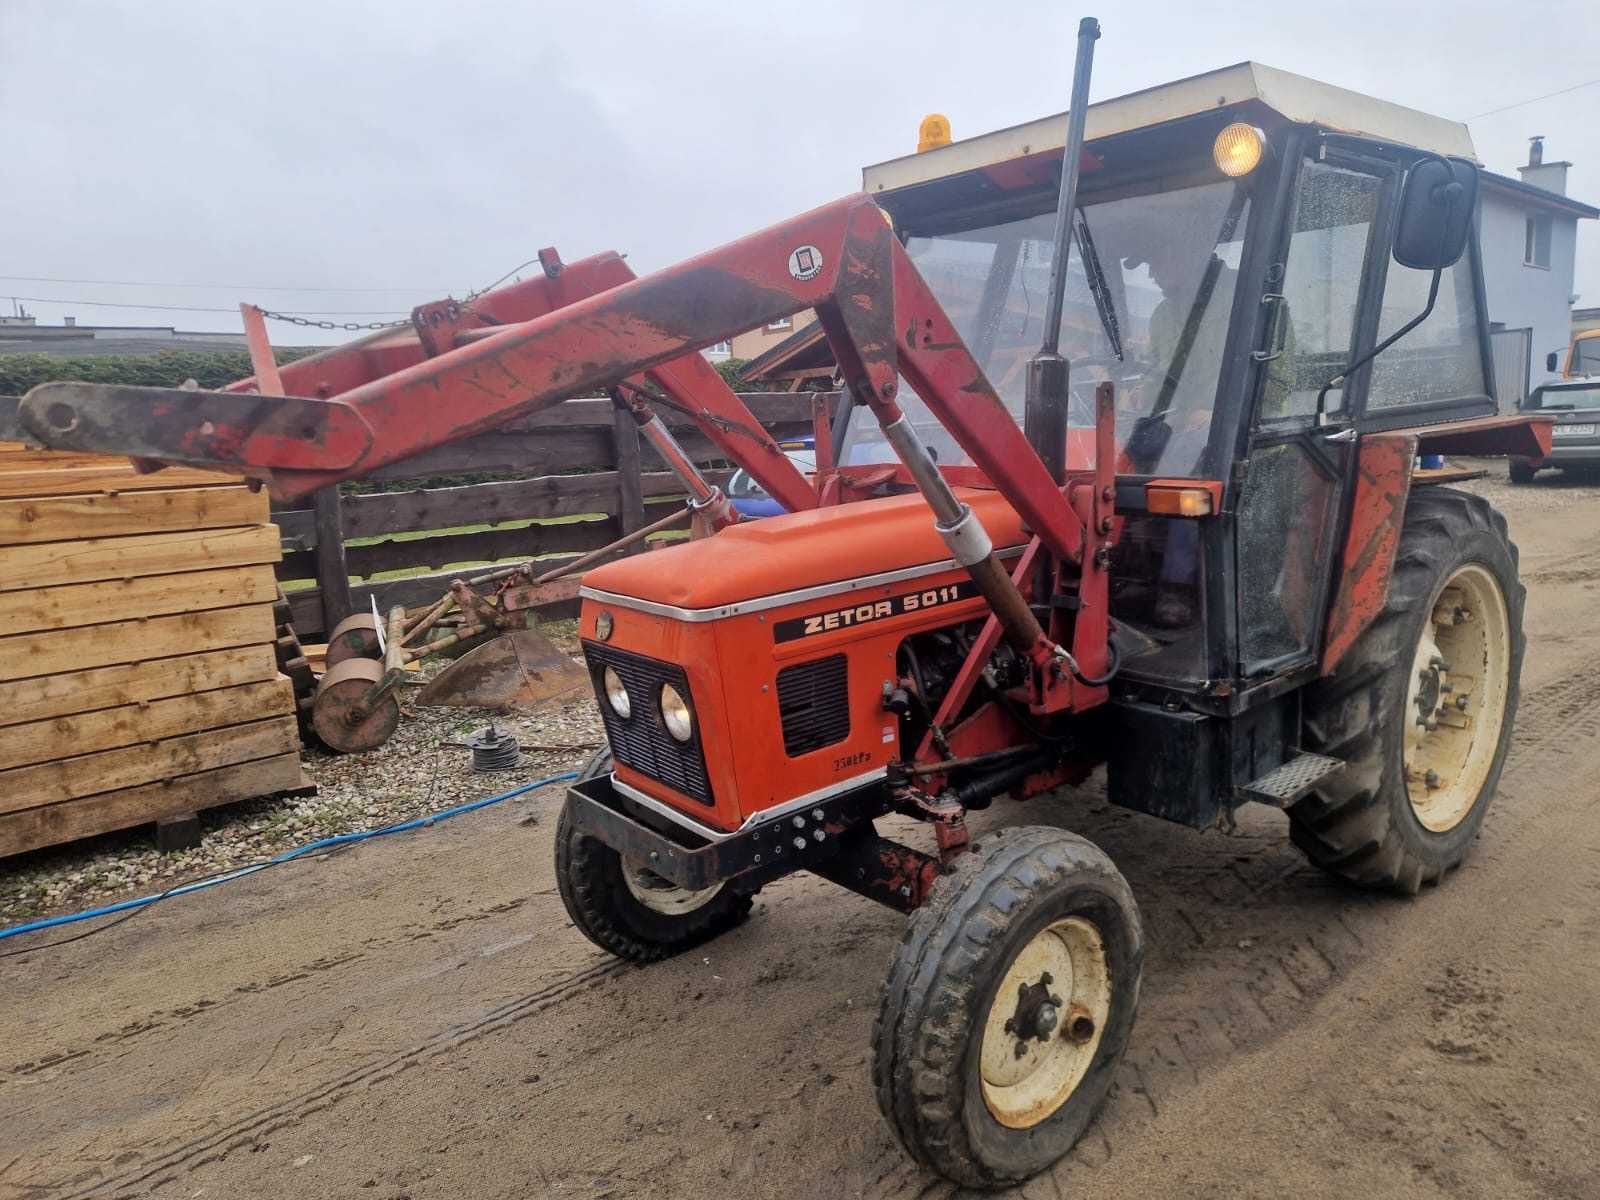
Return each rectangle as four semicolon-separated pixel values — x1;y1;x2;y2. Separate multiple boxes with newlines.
463;724;524;773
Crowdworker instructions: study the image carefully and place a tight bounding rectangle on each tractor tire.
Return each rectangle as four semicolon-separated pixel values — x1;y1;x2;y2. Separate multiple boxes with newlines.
1290;487;1524;893
555;746;753;963
871;827;1143;1190
1508;459;1537;485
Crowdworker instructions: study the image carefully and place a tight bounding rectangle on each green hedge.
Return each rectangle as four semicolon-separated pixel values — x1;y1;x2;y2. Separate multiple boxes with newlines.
715;358;757;392
2;349;746;396
0;348;317;396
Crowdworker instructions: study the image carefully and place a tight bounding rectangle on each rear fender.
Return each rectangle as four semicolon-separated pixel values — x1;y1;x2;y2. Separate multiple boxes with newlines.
1322;433;1414;675
1321;414;1549;674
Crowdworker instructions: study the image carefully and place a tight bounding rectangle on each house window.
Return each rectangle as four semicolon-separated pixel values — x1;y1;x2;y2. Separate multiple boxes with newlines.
766;316;793;332
708;340;731;354
1524;215;1552;269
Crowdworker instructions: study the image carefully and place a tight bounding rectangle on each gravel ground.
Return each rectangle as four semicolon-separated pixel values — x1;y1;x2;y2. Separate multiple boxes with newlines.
0;620;602;927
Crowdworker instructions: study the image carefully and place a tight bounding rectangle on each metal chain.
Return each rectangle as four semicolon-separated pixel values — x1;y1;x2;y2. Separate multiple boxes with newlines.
253;309;410;332
254;261;534;331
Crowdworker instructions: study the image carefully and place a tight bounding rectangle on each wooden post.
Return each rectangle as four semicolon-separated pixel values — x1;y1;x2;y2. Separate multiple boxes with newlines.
612;406;646;555
312;485;354;632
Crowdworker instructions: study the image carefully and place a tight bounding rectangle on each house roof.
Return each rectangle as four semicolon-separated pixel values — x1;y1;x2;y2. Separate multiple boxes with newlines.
737;319;832;383
863;61;1476;199
1479;171;1599;220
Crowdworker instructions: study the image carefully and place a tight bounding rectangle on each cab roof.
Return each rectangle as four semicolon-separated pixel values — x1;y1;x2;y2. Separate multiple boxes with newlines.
862;61;1476;200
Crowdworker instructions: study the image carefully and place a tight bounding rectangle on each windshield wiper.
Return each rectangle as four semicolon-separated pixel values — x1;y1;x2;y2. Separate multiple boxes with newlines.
1072;209;1123;361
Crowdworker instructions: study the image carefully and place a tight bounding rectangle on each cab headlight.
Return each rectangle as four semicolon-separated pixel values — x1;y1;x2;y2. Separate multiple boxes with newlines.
602;666;631;719
1213;122;1266;178
660;683;693;742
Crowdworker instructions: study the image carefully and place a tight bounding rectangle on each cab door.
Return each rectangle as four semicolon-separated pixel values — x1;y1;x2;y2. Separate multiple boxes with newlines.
1233;147;1396;677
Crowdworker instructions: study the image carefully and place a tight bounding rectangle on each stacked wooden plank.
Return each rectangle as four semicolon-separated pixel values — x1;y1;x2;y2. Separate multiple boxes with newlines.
0;443;307;857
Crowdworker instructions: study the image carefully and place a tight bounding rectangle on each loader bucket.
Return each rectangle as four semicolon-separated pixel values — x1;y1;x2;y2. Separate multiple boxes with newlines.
416;628;588;711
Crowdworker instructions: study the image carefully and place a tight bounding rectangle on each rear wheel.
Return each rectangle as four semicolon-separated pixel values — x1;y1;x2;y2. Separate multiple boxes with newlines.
1290;488;1523;892
872;827;1143;1189
1508;459;1537;485
555;746;753;963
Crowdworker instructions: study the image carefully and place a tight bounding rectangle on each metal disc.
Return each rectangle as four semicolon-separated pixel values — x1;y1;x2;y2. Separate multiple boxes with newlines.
312;657;400;753
325;612;383;668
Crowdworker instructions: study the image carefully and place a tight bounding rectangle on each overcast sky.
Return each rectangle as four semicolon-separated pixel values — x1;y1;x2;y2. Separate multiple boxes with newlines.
3;0;1597;346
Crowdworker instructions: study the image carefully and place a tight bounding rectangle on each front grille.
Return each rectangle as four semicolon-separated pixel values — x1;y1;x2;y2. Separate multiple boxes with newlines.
777;655;850;756
583;643;713;806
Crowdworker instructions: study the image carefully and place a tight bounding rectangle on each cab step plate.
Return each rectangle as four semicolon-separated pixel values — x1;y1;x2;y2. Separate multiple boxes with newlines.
1239;753;1345;808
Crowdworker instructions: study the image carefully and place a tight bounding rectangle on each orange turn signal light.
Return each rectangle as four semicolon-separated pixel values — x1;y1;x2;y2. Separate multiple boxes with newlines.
1145;483;1216;517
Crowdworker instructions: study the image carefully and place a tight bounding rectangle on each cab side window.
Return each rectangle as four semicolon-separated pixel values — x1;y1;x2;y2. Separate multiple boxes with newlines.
1262;160;1385;424
1366;251;1489;409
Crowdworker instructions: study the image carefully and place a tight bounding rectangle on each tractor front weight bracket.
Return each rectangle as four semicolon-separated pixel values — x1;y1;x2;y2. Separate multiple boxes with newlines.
564;771;956;911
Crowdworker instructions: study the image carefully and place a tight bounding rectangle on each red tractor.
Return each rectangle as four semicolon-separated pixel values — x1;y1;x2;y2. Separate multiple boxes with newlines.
21;24;1551;1187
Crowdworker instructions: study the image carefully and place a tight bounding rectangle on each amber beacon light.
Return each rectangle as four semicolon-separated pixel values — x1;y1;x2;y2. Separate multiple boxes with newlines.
917;113;952;153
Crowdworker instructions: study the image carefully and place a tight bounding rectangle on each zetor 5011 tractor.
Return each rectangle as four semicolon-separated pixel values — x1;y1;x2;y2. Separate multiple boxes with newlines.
560;45;1549;1186
16;22;1551;1190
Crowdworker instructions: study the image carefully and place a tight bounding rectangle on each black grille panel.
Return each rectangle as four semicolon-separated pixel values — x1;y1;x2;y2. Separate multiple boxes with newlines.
583;643;713;805
777;655;850;756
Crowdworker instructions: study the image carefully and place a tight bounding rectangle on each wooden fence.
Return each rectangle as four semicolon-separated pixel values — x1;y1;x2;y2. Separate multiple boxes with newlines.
272;392;835;638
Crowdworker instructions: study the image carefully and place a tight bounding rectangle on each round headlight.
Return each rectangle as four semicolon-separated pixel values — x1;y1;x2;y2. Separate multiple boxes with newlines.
1213;122;1265;178
602;666;631;719
660;683;693;742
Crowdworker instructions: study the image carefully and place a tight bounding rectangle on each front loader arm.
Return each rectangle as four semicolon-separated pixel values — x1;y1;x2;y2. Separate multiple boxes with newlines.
20;251;816;513
22;193;1106;685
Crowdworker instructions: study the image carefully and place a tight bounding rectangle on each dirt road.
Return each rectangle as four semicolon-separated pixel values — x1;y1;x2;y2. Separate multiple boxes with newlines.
4;469;1599;1200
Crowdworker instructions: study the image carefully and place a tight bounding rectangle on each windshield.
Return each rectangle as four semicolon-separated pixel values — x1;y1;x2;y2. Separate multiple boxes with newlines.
837;178;1251;477
1574;336;1600;378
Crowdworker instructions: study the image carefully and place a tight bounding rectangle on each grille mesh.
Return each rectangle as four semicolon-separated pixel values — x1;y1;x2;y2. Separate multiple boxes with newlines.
583;643;713;805
777;655;850;756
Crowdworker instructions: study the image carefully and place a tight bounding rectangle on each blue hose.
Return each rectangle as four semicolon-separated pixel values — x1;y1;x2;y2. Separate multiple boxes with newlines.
0;769;578;944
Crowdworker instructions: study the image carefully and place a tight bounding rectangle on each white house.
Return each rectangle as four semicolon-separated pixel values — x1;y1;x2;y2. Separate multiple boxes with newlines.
1478;138;1597;403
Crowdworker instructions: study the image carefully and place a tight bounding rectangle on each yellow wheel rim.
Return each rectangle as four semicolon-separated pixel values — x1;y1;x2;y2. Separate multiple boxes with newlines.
979;916;1111;1129
620;856;724;916
1403;564;1512;833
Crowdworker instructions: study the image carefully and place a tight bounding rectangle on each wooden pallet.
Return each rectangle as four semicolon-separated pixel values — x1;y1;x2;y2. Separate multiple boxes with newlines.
0;443;310;858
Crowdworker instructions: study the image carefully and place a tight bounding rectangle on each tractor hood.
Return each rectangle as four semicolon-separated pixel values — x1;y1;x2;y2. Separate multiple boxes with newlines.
579;488;1027;613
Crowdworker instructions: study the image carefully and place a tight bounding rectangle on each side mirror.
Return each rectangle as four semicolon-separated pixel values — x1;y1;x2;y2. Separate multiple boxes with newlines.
1393;157;1478;271
1546;351;1560;373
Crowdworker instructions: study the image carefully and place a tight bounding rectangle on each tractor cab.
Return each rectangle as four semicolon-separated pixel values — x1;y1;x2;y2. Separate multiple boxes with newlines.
850;62;1499;690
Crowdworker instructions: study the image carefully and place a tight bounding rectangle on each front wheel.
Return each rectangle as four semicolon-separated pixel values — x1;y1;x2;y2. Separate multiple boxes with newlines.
1509;459;1537;485
872;827;1143;1189
1291;488;1523;892
554;747;753;963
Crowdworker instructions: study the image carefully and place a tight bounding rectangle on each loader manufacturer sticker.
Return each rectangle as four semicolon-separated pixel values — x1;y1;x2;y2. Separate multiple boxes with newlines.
787;244;823;281
773;580;978;643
